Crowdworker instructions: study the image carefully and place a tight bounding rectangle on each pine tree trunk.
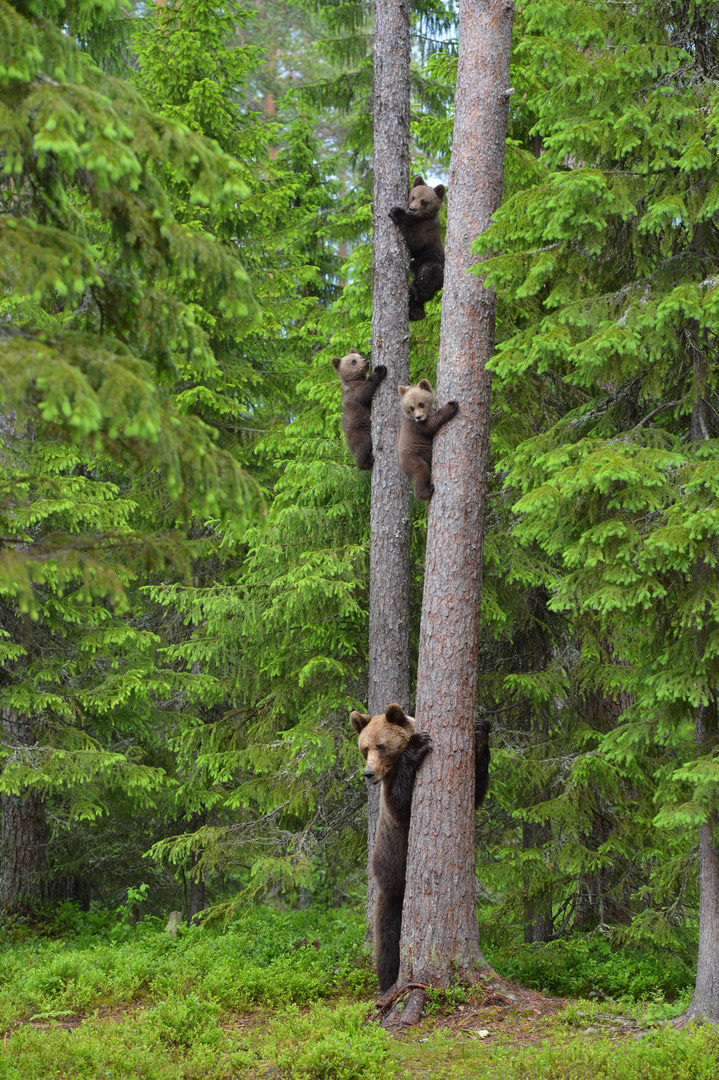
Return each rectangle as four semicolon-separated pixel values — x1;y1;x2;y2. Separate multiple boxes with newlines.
366;0;412;940
399;0;514;987
0;711;48;915
683;338;719;1021
684;700;719;1021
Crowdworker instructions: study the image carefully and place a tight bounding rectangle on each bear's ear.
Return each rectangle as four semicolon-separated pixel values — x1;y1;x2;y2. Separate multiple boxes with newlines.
331;356;342;370
398;385;409;397
434;183;446;201
417;379;433;392
412;175;425;188
347;347;361;355
350;711;371;734
385;703;413;728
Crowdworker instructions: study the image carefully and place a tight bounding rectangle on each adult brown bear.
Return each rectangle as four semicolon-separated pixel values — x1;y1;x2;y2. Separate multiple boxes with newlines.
350;705;490;992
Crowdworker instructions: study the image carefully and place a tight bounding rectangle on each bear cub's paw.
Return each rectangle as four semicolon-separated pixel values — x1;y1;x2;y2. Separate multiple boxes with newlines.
374;365;388;380
447;401;459;415
389;207;405;225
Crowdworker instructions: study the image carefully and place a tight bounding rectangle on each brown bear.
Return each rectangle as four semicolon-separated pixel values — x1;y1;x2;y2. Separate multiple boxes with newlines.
389;176;445;322
396;379;458;500
331;349;387;470
350;705;491;993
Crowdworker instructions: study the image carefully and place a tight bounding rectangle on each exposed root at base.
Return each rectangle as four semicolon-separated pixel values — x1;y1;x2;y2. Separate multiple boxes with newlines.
671;1010;719;1030
365;983;429;1028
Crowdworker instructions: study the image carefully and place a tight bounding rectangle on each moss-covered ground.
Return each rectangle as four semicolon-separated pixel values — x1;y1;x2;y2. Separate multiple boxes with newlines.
0;905;715;1079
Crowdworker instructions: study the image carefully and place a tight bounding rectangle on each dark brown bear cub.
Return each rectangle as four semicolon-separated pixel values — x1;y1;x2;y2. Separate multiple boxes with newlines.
397;379;458;500
389;176;445;321
331;349;387;470
350;705;491;993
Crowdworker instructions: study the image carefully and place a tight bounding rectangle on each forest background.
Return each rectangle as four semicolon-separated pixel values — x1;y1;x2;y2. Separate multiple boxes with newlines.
2;0;719;1065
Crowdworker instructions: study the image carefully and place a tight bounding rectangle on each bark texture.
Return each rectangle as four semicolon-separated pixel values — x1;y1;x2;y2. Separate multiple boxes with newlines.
399;0;515;986
686;701;719;1021
684;340;719;1021
366;0;412;938
0;711;48;914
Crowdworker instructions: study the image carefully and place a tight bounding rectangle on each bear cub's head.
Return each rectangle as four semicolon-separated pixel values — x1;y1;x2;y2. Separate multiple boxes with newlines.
331;348;369;383
350;704;415;784
398;379;435;423
407;175;445;220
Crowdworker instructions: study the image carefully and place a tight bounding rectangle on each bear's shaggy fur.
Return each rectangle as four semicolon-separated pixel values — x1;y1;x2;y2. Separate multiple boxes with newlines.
396;379;458;500
389;176;445;322
350;704;431;992
350;705;491;993
331;349;387;470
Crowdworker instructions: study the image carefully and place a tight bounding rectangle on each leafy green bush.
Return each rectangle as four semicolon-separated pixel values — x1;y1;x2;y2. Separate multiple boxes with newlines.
267;1002;399;1080
0;908;372;1028
486;934;694;1002
138;992;223;1050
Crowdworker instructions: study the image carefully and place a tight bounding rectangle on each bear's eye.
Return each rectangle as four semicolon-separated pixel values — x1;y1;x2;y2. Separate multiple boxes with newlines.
351;359;356;365
421;199;427;205
361;748;368;759
376;745;386;754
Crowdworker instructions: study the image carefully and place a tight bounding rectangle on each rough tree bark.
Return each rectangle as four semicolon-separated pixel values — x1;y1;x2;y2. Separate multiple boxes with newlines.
684;700;719;1022
366;0;412;938
0;710;48;914
399;0;515;986
682;335;719;1022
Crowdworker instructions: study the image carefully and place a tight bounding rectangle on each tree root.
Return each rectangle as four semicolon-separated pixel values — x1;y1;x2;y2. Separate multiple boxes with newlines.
365;983;429;1028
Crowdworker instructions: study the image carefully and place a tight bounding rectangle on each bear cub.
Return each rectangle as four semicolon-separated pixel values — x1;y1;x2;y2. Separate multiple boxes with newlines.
397;379;458;500
389;176;445;322
350;705;491;993
331;348;387;470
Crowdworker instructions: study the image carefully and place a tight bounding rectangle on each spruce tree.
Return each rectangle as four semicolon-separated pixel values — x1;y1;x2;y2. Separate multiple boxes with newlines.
0;0;264;910
477;0;719;1018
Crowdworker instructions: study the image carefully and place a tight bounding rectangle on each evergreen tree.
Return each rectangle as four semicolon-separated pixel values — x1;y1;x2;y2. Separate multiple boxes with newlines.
0;0;265;910
477;0;719;1016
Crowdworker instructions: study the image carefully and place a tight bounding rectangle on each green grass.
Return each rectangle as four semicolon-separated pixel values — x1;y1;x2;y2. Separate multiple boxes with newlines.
0;905;716;1080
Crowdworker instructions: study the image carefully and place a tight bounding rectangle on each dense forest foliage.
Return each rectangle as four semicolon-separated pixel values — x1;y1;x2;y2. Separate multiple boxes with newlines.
3;0;719;1045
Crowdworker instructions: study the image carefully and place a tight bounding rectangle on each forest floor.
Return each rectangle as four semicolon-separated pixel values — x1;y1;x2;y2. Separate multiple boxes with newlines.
0;905;716;1080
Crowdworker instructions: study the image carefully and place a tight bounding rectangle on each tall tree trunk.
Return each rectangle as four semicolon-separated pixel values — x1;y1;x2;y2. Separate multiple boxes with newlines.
366;0;412;939
399;0;514;986
0;710;48;915
685;700;719;1021
683;333;719;1022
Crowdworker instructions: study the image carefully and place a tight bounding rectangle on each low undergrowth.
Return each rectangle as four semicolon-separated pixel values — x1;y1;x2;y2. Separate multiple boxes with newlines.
0;906;372;1029
486;934;694;1004
0;904;716;1080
